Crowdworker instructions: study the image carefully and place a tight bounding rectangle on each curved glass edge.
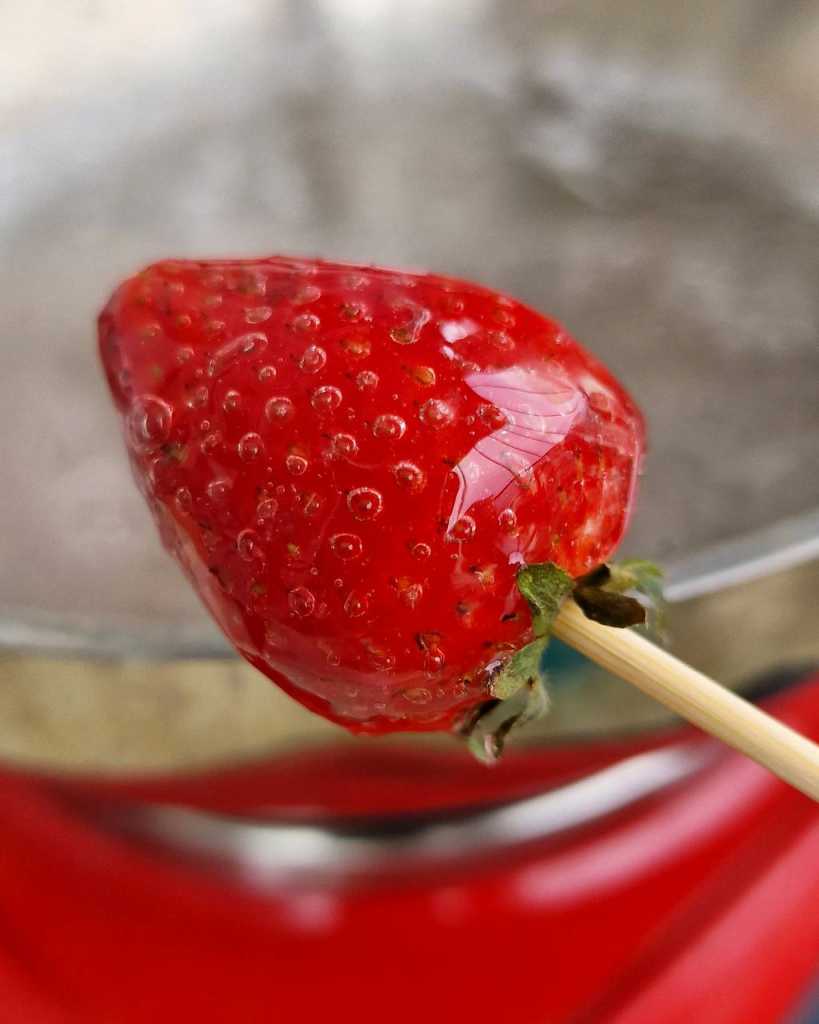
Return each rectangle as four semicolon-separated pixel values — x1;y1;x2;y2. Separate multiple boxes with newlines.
1;508;817;660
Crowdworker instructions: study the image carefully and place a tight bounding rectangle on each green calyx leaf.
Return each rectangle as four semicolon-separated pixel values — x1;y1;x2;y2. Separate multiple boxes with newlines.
461;563;574;764
491;562;574;700
491;637;547;701
517;563;575;638
466;674;550;764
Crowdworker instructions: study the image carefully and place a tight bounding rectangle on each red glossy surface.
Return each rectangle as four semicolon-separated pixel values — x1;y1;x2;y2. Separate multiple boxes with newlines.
58;732;680;818
99;257;644;733
1;674;818;1024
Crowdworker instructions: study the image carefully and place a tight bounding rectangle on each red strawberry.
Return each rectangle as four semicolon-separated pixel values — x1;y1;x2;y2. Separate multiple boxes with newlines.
98;256;644;736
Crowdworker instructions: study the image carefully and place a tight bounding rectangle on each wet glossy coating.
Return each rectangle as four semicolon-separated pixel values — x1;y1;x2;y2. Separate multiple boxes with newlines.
99;257;644;732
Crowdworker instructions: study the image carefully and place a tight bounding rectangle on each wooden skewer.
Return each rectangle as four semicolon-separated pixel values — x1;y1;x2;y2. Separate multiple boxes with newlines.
552;598;819;802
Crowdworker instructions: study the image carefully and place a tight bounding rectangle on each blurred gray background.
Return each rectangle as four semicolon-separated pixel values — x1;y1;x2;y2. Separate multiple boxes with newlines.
2;0;818;634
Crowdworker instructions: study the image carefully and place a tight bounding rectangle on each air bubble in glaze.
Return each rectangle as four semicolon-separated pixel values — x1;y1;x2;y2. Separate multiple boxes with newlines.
411;541;431;560
332;433;358;457
265;396;295;425
330;533;363;560
311;385;342;414
299;344;327;373
206;478;231;502
476;403;507;429
288;587;316;617
498;508;518;533
347;487;383;521
419;398;454;428
127;395;172;453
222;389;241;412
372;414;406;440
450;515;477;541
389;303;430;345
237;529;262;561
238;432;264;461
290;313;320;333
393;461;426;493
344;592;368;618
256;498;279;530
285;453;309;476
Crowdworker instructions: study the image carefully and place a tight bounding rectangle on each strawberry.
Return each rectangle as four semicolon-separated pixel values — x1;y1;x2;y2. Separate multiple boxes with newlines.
98;256;644;737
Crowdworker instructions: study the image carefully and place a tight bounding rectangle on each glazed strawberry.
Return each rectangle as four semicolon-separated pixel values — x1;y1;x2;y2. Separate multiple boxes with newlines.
98;256;644;736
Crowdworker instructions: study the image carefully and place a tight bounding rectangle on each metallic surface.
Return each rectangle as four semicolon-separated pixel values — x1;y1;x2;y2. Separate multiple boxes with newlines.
98;745;712;879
